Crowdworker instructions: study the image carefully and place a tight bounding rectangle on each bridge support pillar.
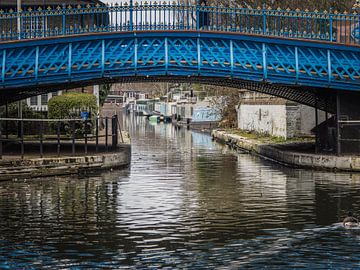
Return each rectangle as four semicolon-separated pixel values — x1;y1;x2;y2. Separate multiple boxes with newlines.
315;98;319;154
335;91;360;155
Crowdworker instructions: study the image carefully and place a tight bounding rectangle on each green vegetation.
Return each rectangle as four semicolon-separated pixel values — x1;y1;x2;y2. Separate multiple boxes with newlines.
48;92;97;119
99;84;111;106
48;93;98;136
0;102;44;134
225;129;313;144
0;101;43;119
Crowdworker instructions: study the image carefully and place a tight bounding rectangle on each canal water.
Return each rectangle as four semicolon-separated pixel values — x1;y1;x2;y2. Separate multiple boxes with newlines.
1;116;360;269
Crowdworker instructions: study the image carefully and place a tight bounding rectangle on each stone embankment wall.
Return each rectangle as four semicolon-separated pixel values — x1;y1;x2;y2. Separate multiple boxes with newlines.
0;145;131;181
212;130;360;172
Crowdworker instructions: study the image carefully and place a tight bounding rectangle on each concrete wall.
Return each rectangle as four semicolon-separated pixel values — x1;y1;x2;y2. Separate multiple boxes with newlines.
238;104;288;138
237;103;326;139
298;105;326;136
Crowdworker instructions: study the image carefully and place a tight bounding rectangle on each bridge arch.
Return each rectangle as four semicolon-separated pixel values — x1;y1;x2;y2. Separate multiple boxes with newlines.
1;31;358;111
0;75;335;113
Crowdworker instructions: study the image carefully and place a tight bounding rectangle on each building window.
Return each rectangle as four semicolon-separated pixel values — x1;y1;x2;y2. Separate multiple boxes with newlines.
52;91;58;97
30;96;37;106
41;94;48;106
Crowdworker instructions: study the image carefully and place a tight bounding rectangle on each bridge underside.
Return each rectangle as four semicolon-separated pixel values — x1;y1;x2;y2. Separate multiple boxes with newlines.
0;76;337;113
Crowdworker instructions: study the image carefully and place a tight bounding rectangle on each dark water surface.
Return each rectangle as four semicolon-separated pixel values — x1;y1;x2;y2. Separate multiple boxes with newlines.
1;117;360;269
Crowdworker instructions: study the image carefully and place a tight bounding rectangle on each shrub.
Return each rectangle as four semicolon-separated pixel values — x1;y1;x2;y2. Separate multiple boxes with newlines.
48;92;98;119
48;93;98;136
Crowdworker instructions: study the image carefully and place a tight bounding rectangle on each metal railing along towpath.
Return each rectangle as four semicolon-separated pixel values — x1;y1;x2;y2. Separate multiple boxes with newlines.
0;3;360;45
0;115;124;159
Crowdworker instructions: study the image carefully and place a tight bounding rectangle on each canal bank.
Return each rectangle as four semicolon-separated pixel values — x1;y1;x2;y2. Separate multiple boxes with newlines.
0;144;131;181
212;130;360;172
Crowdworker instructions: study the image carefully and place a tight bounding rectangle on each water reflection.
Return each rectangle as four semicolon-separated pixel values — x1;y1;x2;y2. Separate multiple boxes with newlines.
1;117;360;268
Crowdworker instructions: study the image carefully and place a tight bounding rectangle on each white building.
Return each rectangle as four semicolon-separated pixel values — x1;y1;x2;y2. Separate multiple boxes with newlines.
26;91;62;111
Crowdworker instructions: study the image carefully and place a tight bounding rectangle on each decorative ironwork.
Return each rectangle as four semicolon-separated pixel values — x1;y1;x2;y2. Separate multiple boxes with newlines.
0;33;359;96
0;2;359;45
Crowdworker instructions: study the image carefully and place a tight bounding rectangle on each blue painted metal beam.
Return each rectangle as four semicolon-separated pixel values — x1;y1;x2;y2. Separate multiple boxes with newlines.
0;32;360;94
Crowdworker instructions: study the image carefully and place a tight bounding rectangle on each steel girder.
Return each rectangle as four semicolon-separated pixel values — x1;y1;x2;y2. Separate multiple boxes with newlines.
0;32;360;105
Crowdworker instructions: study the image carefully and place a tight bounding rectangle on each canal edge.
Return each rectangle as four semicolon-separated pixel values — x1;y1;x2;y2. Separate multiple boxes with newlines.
211;130;360;172
0;144;131;181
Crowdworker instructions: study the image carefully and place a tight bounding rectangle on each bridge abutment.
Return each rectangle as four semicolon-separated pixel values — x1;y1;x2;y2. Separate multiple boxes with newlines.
335;91;360;155
316;91;360;155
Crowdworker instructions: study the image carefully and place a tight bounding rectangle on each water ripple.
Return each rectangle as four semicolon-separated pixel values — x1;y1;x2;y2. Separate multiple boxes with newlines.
0;118;360;268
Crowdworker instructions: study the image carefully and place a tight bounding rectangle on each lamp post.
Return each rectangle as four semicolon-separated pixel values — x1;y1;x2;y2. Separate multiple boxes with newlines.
129;0;133;30
17;0;21;39
17;0;23;125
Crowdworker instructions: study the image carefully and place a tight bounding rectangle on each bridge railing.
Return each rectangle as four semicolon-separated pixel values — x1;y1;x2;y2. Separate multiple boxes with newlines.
0;115;123;159
0;3;360;45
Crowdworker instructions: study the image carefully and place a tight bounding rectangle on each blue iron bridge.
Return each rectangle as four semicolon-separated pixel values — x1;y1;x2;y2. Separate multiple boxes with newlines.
1;3;360;111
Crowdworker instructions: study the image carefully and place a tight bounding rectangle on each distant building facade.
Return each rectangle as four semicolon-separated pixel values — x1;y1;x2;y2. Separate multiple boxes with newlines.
25;85;98;111
26;91;62;111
